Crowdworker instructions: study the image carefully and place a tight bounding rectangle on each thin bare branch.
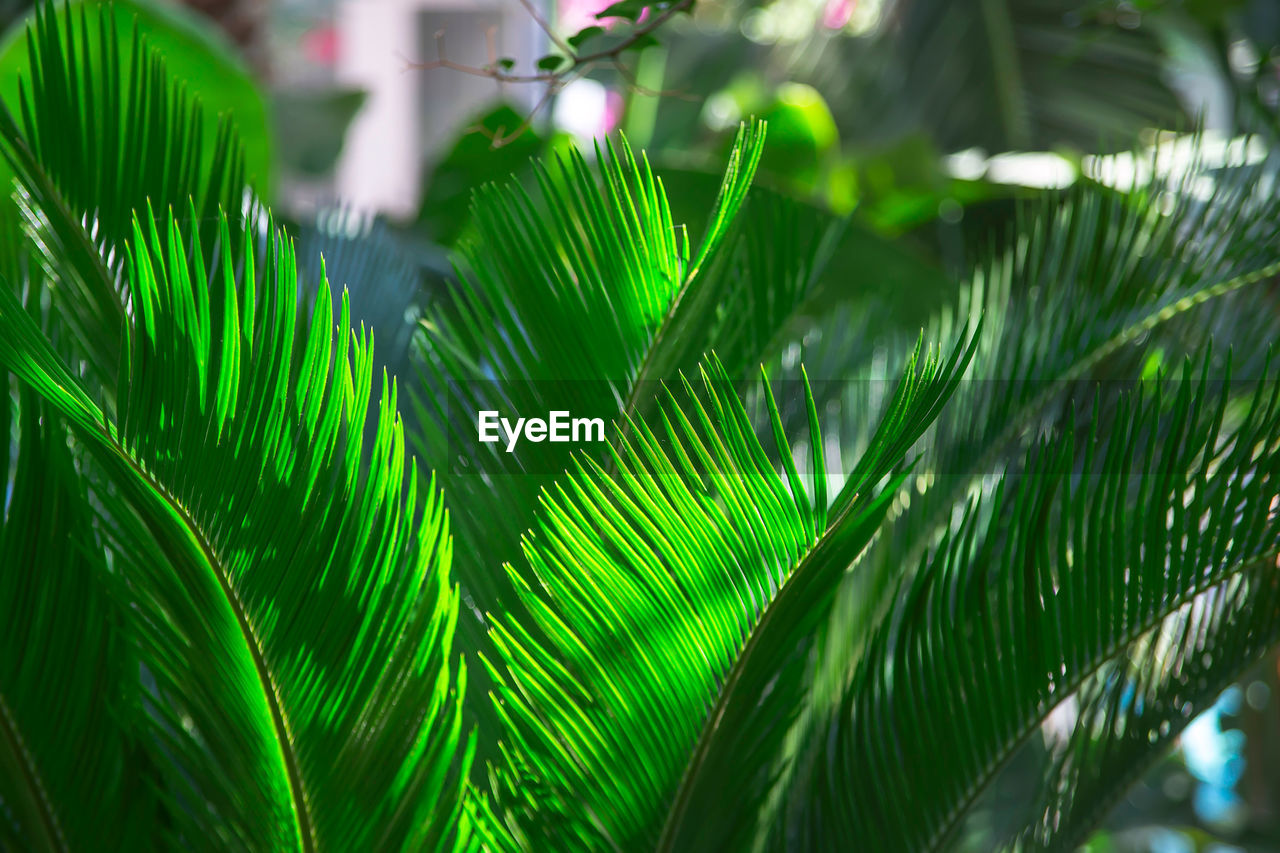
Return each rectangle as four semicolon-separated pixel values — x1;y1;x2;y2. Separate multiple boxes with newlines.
515;0;574;56
480;84;562;147
407;0;696;145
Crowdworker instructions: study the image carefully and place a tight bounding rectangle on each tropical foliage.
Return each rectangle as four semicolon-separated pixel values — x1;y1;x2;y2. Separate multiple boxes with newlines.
2;2;1280;851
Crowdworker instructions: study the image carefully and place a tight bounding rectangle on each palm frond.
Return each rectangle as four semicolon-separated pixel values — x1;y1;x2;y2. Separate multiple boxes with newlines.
0;385;157;851
0;209;471;851
780;350;1280;850
914;160;1279;526
414;123;864;660
727;136;1280;851
807;146;1280;668
413;122;766;623
8;1;251;247
1017;561;1280;851
0;0;256;387
480;328;974;850
691;186;848;381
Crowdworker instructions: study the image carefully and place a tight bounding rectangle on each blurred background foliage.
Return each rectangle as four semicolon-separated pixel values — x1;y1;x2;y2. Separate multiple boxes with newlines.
4;0;1280;848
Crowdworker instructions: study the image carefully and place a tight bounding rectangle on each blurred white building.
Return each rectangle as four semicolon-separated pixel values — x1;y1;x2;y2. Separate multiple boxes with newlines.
334;0;544;217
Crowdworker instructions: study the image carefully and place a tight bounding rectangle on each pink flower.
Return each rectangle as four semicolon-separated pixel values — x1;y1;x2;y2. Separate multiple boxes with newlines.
302;25;340;65
558;0;635;37
822;0;854;29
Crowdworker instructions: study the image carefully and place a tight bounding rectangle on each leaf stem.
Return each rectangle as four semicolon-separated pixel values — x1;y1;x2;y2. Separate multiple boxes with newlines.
109;443;317;852
0;692;67;852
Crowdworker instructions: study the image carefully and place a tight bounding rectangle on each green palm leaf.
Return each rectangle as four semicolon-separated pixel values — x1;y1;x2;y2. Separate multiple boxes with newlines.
904;163;1280;542
794;149;1280;702
479;326;974;850
297;207;438;393
0;209;471;850
782;350;1280;850
1018;564;1280;851
415;124;766;621
725;140;1280;850
0;385;157;851
414;127;867;730
694;186;848;381
7;1;251;248
0;0;256;387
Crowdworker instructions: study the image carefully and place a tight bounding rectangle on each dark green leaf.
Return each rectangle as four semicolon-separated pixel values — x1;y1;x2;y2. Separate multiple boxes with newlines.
597;0;649;21
568;26;604;50
795;351;1280;850
536;53;567;72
